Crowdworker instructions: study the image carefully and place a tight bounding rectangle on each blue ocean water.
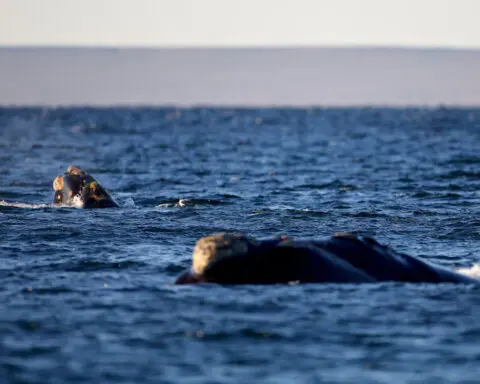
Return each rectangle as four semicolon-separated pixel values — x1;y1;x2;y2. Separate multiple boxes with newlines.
0;107;479;383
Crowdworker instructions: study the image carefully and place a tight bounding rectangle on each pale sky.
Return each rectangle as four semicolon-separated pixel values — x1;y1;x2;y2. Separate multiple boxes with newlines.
0;0;479;48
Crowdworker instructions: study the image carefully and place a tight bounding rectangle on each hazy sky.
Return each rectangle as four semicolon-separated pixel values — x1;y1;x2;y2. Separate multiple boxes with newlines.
1;0;479;47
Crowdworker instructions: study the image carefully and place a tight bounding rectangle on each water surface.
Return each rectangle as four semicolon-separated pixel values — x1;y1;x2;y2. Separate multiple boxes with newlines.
1;107;479;383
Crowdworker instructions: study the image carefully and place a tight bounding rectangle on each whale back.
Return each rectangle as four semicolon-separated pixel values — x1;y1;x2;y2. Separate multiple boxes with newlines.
176;232;478;285
317;233;475;284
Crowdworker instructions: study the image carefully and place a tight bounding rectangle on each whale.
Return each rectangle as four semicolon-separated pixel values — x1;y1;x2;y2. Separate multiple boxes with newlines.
22;165;476;285
52;165;118;208
175;232;477;285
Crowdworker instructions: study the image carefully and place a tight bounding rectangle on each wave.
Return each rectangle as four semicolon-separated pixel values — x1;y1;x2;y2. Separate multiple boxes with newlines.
0;200;51;209
0;197;221;209
0;196;84;209
121;197;136;208
157;198;229;208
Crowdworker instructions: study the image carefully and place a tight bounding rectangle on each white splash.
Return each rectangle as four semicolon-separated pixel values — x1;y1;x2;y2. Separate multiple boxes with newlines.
70;195;85;209
177;199;192;207
0;200;50;209
0;199;88;209
122;197;136;208
157;199;193;208
456;264;480;280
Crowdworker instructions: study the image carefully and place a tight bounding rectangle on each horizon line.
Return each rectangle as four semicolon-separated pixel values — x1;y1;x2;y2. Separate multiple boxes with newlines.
1;44;480;52
1;103;479;109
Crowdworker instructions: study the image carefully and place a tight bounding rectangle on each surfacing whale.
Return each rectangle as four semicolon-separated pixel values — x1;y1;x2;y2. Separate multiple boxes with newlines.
175;232;477;285
52;166;118;208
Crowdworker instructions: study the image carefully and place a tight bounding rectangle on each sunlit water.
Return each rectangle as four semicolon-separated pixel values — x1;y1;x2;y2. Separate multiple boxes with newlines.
1;107;479;383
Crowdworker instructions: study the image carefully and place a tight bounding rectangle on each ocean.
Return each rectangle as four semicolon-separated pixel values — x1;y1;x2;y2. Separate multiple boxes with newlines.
1;105;479;383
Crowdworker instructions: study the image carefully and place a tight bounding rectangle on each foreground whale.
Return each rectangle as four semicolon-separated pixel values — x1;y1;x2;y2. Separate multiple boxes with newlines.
175;232;477;285
53;166;118;208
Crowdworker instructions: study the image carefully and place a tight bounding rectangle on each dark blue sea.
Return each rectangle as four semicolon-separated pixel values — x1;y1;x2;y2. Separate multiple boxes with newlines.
1;107;479;384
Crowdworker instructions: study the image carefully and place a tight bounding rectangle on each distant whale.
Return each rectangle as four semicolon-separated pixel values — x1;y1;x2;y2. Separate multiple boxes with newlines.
175;232;477;285
53;166;118;208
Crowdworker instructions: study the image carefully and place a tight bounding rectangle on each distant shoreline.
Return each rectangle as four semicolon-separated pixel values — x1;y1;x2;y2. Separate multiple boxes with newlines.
2;47;479;106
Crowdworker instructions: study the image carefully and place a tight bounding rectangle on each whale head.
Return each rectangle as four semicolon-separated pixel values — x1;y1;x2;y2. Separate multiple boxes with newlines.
175;233;254;284
174;233;290;284
52;165;118;208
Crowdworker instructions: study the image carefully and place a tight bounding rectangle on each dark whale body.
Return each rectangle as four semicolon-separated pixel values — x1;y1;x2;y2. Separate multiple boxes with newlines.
175;233;477;285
